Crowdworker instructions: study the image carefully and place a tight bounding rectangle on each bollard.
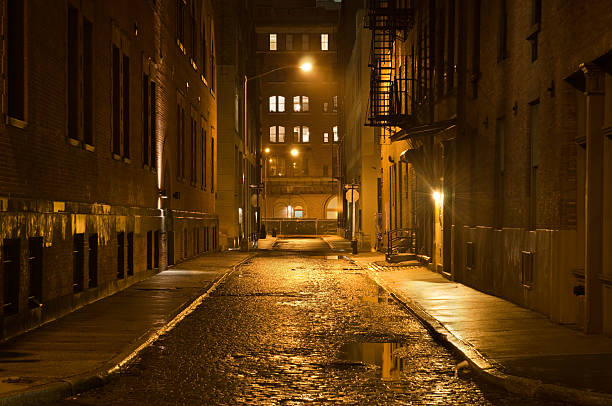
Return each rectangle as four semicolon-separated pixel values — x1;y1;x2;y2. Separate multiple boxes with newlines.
351;239;358;255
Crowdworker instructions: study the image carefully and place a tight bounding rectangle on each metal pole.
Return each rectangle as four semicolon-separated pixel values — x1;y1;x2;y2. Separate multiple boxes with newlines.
351;189;355;240
240;75;248;251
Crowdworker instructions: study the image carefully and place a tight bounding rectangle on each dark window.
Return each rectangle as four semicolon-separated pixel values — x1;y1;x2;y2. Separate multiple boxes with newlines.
201;128;206;188
27;237;43;308
122;56;130;157
73;233;85;293
191;118;196;184
529;100;539;229
210;138;214;192
151;82;157;166
183;228;187;259
212;227;217;250
498;0;508;61
529;33;538;62
446;0;455;89
83;18;94;145
88;234;98;288
177;0;185;45
146;230;153;269
154;230;160;268
127;232;134;276
204;227;209;252
7;0;25;121
201;19;207;79
143;75;150;165
377;177;382;214
177;105;182;177
532;0;542;25
2;239;20;315
112;45;121;155
167;231;174;266
117;232;125;279
67;5;79;140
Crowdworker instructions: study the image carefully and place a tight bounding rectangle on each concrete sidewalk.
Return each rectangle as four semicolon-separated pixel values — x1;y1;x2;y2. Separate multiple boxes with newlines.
0;251;253;406
348;252;612;405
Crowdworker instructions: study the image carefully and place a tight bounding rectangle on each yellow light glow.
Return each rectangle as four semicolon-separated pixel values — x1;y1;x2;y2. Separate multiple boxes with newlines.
290;148;299;157
433;191;442;203
264;147;270;153
300;62;313;72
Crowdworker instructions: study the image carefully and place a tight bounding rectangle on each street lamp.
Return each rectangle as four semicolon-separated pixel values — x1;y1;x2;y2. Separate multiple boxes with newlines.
290;148;299;157
241;62;313;251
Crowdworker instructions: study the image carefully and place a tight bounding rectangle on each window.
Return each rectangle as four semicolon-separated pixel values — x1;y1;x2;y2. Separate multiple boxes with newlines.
177;104;185;178
293;126;309;143
3;239;20;315
210;137;215;192
332;96;338;111
293;96;309;112
269;126;285;143
28;237;43;307
143;76;150;165
191;117;197;185
67;7;94;144
323;132;329;143
321;33;329;50
302;34;309;50
201;128;206;189
268;156;286;177
286;34;293;50
498;0;508;61
68;6;79;140
73;234;84;292
150;82;157;165
269;95;285;112
323;102;329;112
176;0;185;47
127;232;134;276
88;234;98;288
7;0;25;122
529;100;539;229
201;16;208;81
117;232;125;279
269;33;277;50
112;35;130;158
333;126;339;142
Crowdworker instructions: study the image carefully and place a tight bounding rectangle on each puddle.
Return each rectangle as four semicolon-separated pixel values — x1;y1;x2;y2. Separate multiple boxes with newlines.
338;342;409;383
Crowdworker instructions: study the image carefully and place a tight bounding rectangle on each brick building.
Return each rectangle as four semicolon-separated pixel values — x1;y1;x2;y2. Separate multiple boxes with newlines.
254;0;341;234
214;0;259;249
0;0;218;340
343;0;612;335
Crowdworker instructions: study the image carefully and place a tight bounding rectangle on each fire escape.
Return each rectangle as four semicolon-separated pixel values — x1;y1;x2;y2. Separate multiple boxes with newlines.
365;0;415;130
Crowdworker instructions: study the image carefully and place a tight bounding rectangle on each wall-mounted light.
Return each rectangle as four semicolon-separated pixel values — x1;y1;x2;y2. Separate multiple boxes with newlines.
134;22;139;36
433;191;443;204
290;148;299;157
264;147;270;153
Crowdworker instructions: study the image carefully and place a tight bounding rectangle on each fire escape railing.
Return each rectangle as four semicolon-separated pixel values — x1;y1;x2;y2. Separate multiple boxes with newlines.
365;0;415;128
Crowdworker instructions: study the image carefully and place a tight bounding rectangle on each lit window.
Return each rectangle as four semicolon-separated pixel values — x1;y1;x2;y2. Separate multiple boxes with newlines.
278;96;285;112
269;126;285;143
278;126;285;142
286;34;293;50
323;132;329;143
323;102;329;112
269;96;276;112
293;96;309;112
321;33;329;51
332;96;338;111
269;126;277;143
293;126;309;143
333;126;339;142
269;33;277;51
269;96;285;112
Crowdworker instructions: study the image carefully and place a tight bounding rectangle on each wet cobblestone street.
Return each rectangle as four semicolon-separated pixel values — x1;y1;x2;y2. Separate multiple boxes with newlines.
55;250;570;405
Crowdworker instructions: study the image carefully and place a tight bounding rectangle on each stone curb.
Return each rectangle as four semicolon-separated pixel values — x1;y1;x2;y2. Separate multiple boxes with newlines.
0;254;256;406
349;258;612;406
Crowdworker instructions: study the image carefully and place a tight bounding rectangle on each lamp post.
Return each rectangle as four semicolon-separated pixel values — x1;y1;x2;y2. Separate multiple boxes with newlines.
240;62;312;251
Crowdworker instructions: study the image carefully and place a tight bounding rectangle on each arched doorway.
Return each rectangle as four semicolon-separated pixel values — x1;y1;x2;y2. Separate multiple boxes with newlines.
325;196;338;219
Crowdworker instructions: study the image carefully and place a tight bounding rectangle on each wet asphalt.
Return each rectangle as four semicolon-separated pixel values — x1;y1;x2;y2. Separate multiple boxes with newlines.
53;238;571;405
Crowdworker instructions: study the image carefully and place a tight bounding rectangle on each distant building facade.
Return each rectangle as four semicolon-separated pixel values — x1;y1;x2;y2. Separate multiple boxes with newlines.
0;0;218;340
342;0;612;335
254;0;341;235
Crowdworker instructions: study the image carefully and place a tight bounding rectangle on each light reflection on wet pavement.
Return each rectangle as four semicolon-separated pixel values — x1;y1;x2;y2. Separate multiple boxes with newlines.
54;252;572;405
